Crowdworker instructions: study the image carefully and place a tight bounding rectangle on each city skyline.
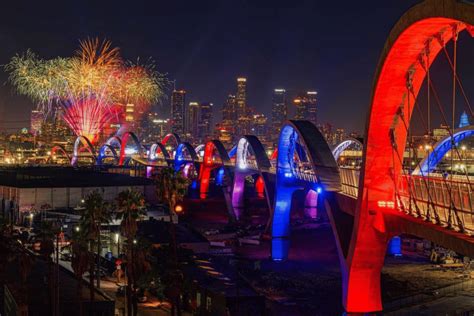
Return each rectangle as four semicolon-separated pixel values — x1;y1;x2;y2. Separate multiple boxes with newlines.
0;0;426;134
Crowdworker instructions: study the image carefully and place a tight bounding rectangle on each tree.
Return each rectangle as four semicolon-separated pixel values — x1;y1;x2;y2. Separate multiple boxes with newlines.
80;190;112;299
155;168;190;215
116;189;146;316
154;168;190;316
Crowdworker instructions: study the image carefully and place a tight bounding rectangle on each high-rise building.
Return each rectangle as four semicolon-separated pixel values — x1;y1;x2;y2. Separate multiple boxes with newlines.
252;113;268;141
271;89;287;143
294;91;318;125
236;78;247;118
30;110;42;135
171;90;186;135
198;102;213;143
222;94;236;122
186;102;200;138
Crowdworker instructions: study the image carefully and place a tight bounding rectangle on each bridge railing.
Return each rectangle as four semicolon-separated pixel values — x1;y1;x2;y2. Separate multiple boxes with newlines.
397;175;474;235
339;168;360;197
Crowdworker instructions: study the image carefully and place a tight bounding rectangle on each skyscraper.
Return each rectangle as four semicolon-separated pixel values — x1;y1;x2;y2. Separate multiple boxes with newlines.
236;77;247;118
198;102;213;142
186;102;200;138
294;91;318;126
171;90;186;135
222;94;236;122
271;89;287;143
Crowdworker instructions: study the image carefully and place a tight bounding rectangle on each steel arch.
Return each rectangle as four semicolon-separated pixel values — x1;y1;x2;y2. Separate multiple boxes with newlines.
199;140;231;199
271;120;340;260
175;142;199;173
149;142;170;161
49;145;71;164
72;135;97;166
97;144;119;165
232;135;273;220
332;138;363;161
347;1;474;312
118;132;142;166
413;125;474;175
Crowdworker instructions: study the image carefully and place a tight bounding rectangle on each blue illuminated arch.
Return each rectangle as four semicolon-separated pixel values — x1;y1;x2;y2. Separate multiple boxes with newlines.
175;142;198;172
97;144;119;165
413;125;474;175
272;120;340;260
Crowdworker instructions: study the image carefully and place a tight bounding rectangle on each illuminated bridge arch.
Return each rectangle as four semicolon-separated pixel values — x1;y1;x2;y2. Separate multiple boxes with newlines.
199;140;231;199
161;133;181;158
97;144;119;165
271;120;340;260
49;145;71;164
340;1;474;312
332;138;363;161
413;125;474;175
232;135;273;220
118;132;142;166
72;135;97;166
149;142;170;162
175;142;199;176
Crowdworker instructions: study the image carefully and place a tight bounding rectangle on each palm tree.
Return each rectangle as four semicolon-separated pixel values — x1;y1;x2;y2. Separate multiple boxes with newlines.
80;191;112;297
71;229;89;316
116;189;146;316
155;167;189;316
155;168;189;215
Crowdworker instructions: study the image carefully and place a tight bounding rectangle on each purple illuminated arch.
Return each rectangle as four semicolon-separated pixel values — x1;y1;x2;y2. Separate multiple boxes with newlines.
271;120;340;261
231;135;272;220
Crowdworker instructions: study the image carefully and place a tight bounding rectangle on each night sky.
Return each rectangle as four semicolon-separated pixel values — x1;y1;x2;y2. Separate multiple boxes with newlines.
1;0;469;134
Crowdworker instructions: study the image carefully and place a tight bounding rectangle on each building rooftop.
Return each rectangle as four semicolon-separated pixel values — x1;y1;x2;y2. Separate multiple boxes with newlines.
0;166;153;188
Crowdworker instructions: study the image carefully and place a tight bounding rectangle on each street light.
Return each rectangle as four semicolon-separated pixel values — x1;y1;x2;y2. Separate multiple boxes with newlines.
175;204;184;214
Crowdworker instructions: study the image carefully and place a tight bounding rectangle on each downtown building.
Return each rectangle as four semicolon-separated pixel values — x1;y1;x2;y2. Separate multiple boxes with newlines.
186;101;213;144
171;89;186;135
294;91;318;126
271;88;287;145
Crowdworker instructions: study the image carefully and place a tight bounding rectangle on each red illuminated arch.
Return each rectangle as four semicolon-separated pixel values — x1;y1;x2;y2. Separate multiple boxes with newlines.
49;145;71;164
118;132;142;166
199;140;230;199
344;1;474;313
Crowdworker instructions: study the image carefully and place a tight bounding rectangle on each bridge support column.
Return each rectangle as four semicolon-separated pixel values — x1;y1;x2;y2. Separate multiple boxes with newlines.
232;172;246;220
271;188;293;261
304;189;318;219
199;167;211;199
344;213;389;313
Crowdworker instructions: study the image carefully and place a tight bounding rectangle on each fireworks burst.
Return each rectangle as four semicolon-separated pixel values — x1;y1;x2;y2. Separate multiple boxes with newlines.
5;38;167;142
